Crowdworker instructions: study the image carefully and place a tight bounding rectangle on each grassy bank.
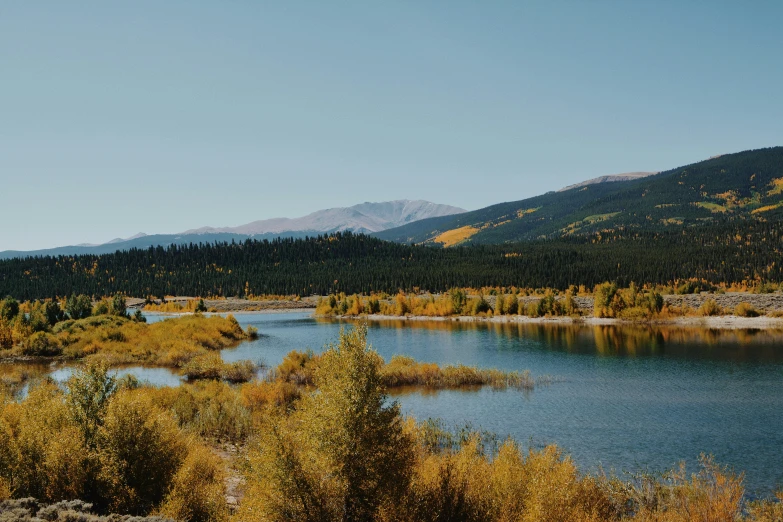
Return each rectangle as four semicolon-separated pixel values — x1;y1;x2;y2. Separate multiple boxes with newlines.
315;283;783;323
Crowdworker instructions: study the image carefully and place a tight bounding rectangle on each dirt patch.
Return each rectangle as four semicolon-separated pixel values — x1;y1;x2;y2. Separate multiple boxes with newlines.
211;443;245;512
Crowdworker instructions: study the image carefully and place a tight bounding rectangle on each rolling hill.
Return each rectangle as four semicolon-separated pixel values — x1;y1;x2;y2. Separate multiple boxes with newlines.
375;147;783;245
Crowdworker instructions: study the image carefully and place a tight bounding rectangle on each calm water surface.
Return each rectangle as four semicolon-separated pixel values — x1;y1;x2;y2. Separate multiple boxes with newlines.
16;311;783;494
220;312;783;495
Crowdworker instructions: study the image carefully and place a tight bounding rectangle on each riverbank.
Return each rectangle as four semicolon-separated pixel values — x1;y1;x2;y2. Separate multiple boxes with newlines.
132;296;317;312
326;312;783;330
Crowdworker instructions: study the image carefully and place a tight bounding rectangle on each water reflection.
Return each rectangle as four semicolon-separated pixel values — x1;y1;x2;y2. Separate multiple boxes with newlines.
0;362;182;398
321;317;783;363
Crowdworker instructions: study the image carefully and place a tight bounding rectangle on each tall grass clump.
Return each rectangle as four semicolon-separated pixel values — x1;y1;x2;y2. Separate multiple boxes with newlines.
181;353;256;383
734;302;761;317
380;355;534;390
698;299;723;316
149;380;251;443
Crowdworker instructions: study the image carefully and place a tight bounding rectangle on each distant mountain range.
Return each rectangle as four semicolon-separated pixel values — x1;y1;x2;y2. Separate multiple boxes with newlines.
181;200;466;236
375;147;783;246
0;200;465;260
7;148;782;259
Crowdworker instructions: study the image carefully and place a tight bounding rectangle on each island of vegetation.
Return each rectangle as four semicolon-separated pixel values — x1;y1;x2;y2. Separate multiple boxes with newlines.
0;294;260;392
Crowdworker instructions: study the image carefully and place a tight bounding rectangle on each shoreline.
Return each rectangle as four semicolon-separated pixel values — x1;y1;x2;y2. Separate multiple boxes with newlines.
323;313;783;330
141;308;783;330
137;306;783;330
143;307;314;316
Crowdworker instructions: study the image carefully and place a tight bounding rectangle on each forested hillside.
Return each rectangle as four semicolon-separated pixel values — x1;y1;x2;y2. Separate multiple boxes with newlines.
1;225;781;300
375;147;783;245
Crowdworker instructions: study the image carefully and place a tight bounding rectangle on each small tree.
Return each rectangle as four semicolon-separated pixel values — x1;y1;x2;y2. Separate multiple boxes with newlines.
195;298;208;313
109;293;127;317
449;288;467;315
0;321;13;349
244;325;415;521
0;296;19;322
593;282;619;318
44;300;64;326
66;294;93;320
93;300;110;315
67;362;118;448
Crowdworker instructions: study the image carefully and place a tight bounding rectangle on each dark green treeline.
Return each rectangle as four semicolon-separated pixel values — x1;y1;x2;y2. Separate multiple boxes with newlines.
1;226;781;300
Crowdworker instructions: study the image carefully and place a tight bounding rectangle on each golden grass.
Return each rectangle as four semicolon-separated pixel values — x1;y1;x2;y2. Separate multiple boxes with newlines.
181;353;256;383
59;314;247;367
695;201;728;213
380;355;534;390
433;225;480;247
767;177;783;196
562;212;620;234
269;348;536;392
516;207;540;218
751;201;783;214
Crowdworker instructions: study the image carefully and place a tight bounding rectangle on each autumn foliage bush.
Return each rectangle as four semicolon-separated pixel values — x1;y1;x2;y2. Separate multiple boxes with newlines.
0;363;226;520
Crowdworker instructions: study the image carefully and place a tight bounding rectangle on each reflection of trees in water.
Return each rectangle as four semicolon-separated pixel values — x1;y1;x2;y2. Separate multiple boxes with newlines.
0;362;55;396
528;324;783;362
321;317;783;363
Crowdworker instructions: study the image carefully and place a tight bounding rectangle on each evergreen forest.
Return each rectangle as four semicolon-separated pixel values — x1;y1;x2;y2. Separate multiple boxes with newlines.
2;221;781;300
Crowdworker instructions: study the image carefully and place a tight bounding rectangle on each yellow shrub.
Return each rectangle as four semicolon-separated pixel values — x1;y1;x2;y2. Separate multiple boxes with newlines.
97;390;188;514
698;299;722;316
241;380;301;412
159;443;228;522
734;302;760;317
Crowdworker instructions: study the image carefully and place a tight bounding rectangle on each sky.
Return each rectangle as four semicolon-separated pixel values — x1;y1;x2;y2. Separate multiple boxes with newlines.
1;1;782;251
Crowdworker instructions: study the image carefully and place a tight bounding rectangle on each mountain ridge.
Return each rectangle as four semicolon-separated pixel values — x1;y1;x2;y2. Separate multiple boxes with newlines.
0;200;465;260
375;147;783;246
557;172;658;192
182;200;465;235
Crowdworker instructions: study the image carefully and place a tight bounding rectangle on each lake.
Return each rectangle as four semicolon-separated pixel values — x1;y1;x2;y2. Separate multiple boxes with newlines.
225;312;783;496
13;311;783;495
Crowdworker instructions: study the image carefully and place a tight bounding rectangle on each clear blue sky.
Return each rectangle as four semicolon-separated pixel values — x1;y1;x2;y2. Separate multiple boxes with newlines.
1;1;781;251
